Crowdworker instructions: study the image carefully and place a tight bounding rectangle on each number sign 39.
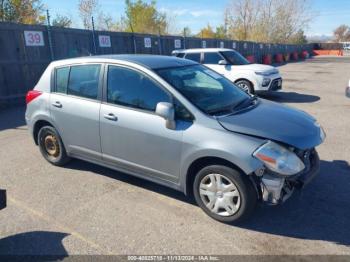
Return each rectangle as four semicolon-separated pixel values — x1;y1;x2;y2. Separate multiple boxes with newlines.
24;31;44;46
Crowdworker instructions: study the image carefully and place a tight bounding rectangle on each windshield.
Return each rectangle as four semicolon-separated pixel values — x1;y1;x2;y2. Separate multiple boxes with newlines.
221;51;250;65
156;65;250;115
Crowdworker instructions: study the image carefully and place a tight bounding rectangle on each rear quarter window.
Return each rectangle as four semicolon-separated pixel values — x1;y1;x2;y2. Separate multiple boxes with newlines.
55;67;70;93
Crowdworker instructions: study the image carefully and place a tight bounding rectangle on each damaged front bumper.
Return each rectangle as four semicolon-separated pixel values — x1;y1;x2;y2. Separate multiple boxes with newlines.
258;149;320;205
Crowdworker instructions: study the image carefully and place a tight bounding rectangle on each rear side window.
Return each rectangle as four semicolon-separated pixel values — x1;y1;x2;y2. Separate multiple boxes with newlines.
107;65;171;111
184;53;201;63
176;53;185;58
203;52;223;64
55;67;70;94
67;64;101;99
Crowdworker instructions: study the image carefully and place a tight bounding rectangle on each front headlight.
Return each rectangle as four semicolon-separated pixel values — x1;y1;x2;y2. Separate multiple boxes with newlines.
253;141;305;176
262;78;271;87
255;71;269;76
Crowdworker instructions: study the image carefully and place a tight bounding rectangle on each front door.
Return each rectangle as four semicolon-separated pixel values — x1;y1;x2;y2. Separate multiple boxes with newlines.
100;65;184;183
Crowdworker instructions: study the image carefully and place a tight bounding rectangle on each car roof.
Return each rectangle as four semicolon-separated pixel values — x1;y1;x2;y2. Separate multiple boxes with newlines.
173;48;234;54
50;54;197;70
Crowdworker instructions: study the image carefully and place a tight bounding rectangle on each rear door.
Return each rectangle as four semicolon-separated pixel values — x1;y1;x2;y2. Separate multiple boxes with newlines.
50;64;103;160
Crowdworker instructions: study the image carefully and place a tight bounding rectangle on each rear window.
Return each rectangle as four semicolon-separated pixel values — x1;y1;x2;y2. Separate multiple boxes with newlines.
67;64;101;99
184;53;201;63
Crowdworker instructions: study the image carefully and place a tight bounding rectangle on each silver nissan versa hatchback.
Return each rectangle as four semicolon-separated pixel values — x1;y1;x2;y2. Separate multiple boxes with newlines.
25;55;325;223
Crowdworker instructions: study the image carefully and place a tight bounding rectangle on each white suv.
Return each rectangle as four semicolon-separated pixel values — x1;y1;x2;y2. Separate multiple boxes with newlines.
172;48;282;94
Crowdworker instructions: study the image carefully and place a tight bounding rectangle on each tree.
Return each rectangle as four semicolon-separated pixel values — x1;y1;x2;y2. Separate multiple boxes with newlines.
288;29;307;44
215;25;226;39
0;0;45;24
225;0;312;44
122;0;169;34
97;12;125;31
52;14;72;28
78;0;99;29
333;25;350;42
197;24;216;38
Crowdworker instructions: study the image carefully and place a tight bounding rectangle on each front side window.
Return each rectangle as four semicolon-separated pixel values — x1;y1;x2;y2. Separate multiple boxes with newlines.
55;67;70;94
184;53;201;63
221;51;250;65
107;65;171;111
156;65;250;115
203;52;223;64
67;64;101;99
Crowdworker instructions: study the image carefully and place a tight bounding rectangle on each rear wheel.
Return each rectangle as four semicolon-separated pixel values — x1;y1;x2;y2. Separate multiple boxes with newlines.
38;126;70;166
235;79;254;94
193;165;257;223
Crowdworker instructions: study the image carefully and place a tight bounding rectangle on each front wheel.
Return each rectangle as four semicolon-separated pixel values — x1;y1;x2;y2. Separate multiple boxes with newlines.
235;80;254;94
193;165;257;223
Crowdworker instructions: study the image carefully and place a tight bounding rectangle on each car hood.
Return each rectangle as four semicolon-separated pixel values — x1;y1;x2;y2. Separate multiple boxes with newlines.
217;99;324;150
235;63;277;73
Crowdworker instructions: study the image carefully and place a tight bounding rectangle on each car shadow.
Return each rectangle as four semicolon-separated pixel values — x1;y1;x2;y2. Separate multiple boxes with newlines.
65;158;350;247
0;231;69;259
258;91;320;103
0;106;26;131
65;159;195;205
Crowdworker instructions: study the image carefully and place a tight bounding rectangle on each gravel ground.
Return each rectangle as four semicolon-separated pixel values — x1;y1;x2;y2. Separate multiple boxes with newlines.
0;56;349;256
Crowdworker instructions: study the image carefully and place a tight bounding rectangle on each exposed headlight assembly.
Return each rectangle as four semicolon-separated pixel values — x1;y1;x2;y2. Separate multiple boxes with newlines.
253;141;305;176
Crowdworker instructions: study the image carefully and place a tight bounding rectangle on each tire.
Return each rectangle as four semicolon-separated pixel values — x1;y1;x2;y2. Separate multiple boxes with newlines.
193;165;257;224
235;79;254;94
37;126;70;166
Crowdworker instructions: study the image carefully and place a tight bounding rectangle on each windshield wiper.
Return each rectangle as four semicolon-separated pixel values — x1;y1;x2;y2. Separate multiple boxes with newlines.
207;96;258;116
232;96;258;111
207;105;235;116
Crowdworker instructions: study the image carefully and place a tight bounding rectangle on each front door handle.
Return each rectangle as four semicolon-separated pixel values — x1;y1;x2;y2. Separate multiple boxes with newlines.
52;101;62;108
104;113;118;121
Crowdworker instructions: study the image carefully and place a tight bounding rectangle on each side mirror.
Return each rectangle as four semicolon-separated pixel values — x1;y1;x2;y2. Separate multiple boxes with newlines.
218;59;228;65
155;102;176;130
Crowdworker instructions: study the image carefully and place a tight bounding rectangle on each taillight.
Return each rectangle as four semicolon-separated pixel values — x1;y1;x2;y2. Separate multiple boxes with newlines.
26;90;42;104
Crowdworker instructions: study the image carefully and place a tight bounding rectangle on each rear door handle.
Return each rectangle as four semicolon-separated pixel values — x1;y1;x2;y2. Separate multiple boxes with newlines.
52;101;62;108
104;113;118;121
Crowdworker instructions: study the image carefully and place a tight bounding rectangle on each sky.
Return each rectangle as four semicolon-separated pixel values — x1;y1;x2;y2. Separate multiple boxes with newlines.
42;0;350;36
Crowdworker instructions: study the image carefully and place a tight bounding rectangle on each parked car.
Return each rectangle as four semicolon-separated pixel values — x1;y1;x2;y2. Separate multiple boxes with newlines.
347;80;350;98
25;55;325;223
172;48;282;94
